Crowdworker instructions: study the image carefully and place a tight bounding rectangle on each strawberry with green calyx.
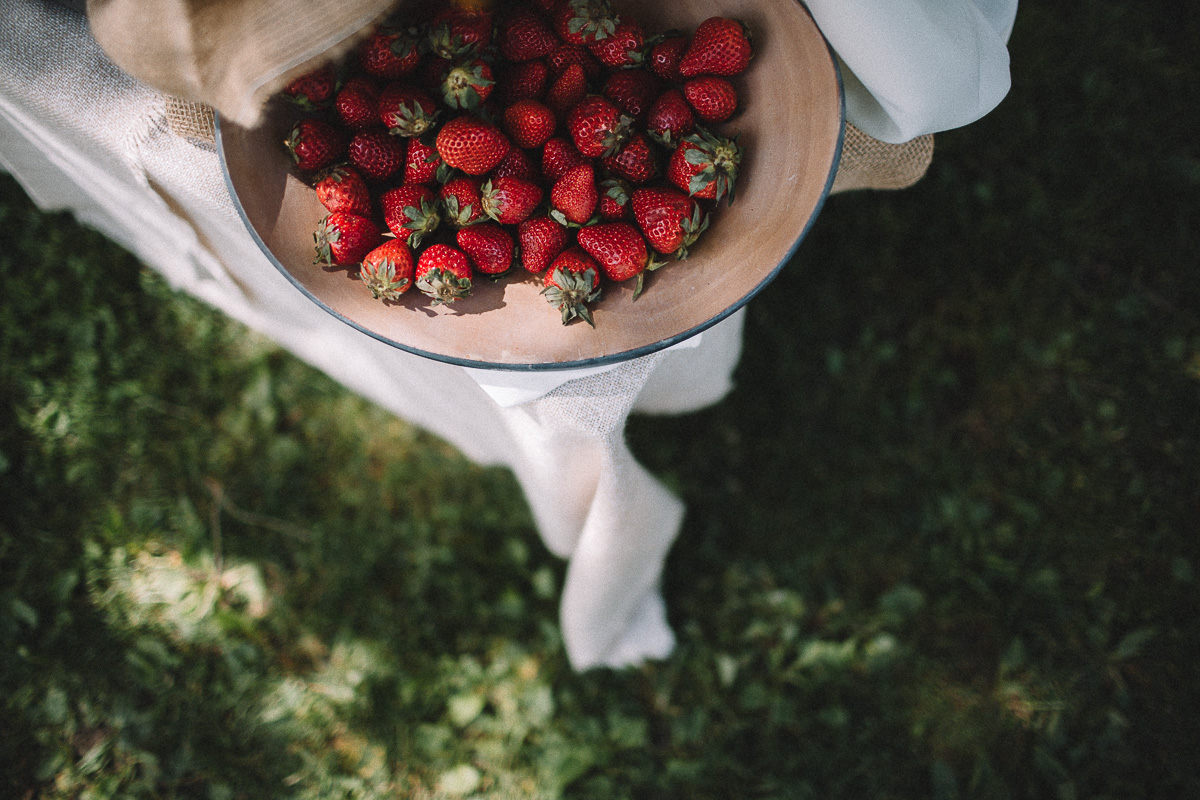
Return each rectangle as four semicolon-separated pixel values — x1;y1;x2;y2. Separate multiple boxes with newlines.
518;215;570;273
576;221;665;299
542;247;602;327
480;176;543;225
647;32;688;82
426;8;495;61
566;95;632;158
631;186;709;259
684;75;738;123
587;18;646;69
457;222;515;275
359;239;414;300
601;69;662;120
314;165;372;216
379;84;440;137
550;162;598;226
403;135;447;185
602;132;658;185
381;185;440;248
285;117;346;173
667;127;743;205
314;212;381;267
598;177;631;221
334;75;382;130
544;63;588;114
282;64;338;110
436;116;511;175
678;17;753;78
440;58;495;111
646;88;695;147
359;26;422;80
498;5;559;62
439;176;487;228
416;243;473;305
347;129;406;182
554;0;618;45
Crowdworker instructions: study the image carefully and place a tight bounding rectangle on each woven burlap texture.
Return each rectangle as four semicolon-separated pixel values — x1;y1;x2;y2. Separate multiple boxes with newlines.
831;122;934;192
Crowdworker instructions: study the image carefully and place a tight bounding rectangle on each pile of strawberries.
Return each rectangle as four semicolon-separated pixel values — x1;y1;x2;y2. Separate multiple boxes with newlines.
282;0;751;326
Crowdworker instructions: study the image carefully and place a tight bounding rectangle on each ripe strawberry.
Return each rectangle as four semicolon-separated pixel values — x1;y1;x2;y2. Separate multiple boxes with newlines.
282;64;337;109
544;63;588;114
684;76;738;123
601;69;661;120
541;136;591;183
518;215;570;273
542;247;602;326
359;239;414;300
359;26;422;79
491;145;541;182
502;99;556;149
481;176;543;225
415;243;473;304
497;5;558;62
427;7;494;60
439;176;487;228
313;212;381;266
403;135;446;185
576;222;664;296
378;84;440;137
440;58;495;110
646;88;695;147
678;17;753;78
554;0;618;45
314;165;372;216
496;59;549;104
347;129;406;181
550;162;598;226
667;128;744;205
436;116;511;175
547;43;603;81
381;184;440;248
602;132;657;184
598;177;631;221
587;18;645;69
647;33;688;82
631;186;709;259
285;117;346;173
566;95;631;158
457;222;515;275
334;75;382;129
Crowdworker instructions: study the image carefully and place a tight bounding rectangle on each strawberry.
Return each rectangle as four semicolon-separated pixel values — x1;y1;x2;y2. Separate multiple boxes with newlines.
683;76;738;123
427;8;494;60
646;88;695;147
502;99;557;149
576;221;664;296
457;221;515;275
491;145;541;182
378;84;440;137
403;135;446;185
282;64;337;109
314;165;372;216
542;247;602;326
667;128;743;205
359;26;422;79
436;116;511;175
439;176;487;228
496;59;549;104
550;162;598;226
554;0;618;45
359;239;415;300
334;75;382;129
598;177;631;221
415;243;473;304
517;215;570;273
631;186;709;259
480;176;543;225
678;17;753;78
566;95;631;158
381;184;440;248
547;43;603;81
347;129;406;181
440;58;495;110
285;117;346;173
498;5;558;62
541;136;591;183
313;212;381;266
647;33;688;82
601;69;661;120
587;18;645;69
602;132;657;184
544;63;588;114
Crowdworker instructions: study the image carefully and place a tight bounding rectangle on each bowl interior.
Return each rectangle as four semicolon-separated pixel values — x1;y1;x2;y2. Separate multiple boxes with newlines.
218;0;843;370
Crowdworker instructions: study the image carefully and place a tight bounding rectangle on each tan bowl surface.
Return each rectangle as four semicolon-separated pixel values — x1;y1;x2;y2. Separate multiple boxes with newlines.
218;0;843;370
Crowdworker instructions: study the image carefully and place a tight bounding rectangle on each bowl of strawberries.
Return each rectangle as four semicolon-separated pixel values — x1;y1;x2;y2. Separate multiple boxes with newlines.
217;0;843;369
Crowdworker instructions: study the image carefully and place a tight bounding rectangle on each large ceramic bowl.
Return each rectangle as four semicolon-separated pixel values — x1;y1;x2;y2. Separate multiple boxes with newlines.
217;0;843;371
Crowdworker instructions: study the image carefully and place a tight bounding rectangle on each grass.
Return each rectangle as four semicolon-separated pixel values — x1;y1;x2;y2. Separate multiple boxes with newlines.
2;0;1199;796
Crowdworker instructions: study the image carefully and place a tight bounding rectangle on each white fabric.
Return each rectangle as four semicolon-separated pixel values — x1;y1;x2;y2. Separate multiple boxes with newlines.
1;0;1015;669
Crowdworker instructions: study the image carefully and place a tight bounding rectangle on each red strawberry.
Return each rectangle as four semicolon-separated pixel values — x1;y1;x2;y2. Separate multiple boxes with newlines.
602;132;657;184
498;5;558;62
502;99;557;149
518;215;570;273
667;128;744;205
544;63;588;113
416;243;473;304
496;59;549;104
334;76;381;129
439;176;487;228
631;186;709;259
598;177;631;221
436;116;511;175
481;176;543;225
378;84;440;137
576;222;664;296
440;58;495;110
314;165;372;216
566;95;630;158
553;0;618;45
491;145;541;182
684;76;738;123
403;135;446;185
646;88;695;147
313;212;381;266
550;162;598;226
542;247;602;326
359;239;414;300
347;129;406;181
601;69;661;120
381;184;440;248
282;64;337;109
547;43;603;81
359;26;422;79
678;17;753;78
587;18;645;69
541;136;591;183
285;117;346;173
647;34;688;82
427;8;494;60
457;222;515;275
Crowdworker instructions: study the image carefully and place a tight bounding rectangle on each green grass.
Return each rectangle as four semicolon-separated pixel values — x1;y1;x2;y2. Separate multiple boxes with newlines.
2;0;1199;797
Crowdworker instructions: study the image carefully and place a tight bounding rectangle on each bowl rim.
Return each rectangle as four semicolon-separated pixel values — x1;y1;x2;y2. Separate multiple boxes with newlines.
215;7;845;373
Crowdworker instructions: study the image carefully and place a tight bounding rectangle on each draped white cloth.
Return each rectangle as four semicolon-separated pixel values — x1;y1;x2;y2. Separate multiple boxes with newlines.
0;0;1015;669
